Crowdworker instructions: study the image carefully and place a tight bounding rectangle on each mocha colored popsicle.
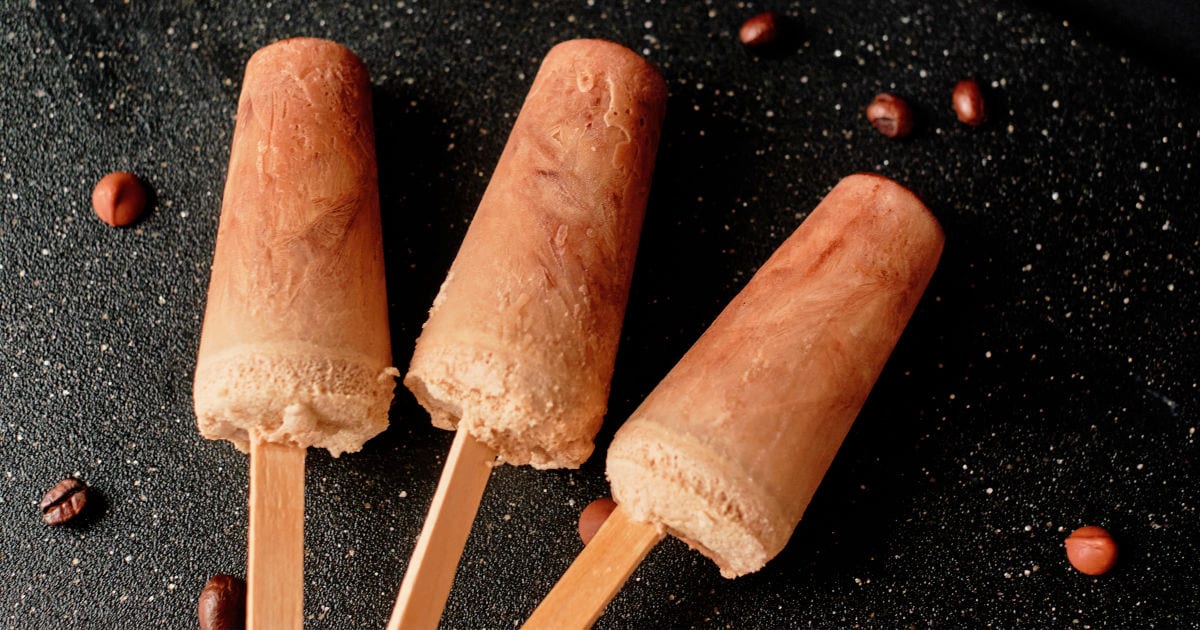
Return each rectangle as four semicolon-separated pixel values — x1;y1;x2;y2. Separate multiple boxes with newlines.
194;38;397;457
404;39;667;469
607;173;944;577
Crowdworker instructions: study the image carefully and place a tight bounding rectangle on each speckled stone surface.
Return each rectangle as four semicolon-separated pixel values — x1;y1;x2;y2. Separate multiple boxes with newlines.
1;1;1196;628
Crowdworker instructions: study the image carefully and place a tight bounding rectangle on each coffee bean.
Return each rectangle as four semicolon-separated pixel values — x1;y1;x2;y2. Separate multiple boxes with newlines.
40;478;88;526
578;497;618;545
92;171;148;227
1065;525;1117;575
866;93;914;138
952;79;986;126
739;12;783;48
199;574;247;630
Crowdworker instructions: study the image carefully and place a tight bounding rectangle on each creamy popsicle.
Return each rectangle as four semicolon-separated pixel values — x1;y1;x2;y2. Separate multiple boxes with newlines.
192;38;395;629
404;39;666;468
390;39;666;629
525;173;944;628
194;38;397;457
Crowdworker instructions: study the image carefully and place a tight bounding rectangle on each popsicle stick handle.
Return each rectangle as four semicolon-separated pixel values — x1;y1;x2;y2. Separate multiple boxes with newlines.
388;428;497;630
522;505;664;630
247;435;306;630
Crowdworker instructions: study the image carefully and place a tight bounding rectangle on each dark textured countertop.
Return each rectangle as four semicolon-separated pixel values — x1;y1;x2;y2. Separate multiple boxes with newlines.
1;1;1196;628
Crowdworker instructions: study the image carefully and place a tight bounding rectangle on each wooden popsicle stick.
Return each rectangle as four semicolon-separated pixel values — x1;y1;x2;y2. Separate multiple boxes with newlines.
388;428;498;630
247;434;306;630
523;505;665;630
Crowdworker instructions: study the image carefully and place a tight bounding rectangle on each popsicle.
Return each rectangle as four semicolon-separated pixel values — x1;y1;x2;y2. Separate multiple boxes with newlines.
524;173;944;629
388;39;667;629
192;38;396;628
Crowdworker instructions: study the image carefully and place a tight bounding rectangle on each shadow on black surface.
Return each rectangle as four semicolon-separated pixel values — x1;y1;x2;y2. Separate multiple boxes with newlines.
1028;0;1200;82
67;485;109;530
597;82;760;462
370;85;466;450
772;207;1011;574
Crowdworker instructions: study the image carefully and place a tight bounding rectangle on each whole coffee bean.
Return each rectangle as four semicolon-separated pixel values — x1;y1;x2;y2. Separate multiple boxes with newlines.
39;478;88;526
199;574;247;630
952;79;986;126
92;171;147;227
866;93;914;138
578;497;618;545
1065;525;1117;576
739;12;783;48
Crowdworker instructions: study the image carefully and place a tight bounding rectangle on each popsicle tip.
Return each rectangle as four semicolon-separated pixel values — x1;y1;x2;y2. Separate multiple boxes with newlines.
843;172;945;244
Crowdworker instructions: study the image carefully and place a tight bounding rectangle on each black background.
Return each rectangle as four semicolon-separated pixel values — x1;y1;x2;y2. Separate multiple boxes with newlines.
1;1;1197;628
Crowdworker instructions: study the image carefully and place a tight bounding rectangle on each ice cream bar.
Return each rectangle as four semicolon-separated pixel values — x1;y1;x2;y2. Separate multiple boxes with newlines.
404;38;667;468
389;39;666;630
607;173;943;577
192;38;394;628
524;173;943;629
194;38;397;458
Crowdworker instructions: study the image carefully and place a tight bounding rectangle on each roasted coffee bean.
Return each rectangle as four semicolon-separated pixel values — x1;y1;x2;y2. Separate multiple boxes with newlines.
739;12;783;48
578;497;618;545
1065;526;1117;576
952;79;986;126
40;478;88;526
866;93;914;138
199;574;247;630
92;171;148;227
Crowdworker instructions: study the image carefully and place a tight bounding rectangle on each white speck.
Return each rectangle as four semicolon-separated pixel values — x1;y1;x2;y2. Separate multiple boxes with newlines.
986;487;994;494
157;296;166;305
1051;191;1059;201
399;490;407;498
40;248;50;256
1140;161;1149;170
985;351;993;358
644;20;653;28
1051;100;1060;108
833;49;842;57
1162;220;1170;231
1137;463;1144;470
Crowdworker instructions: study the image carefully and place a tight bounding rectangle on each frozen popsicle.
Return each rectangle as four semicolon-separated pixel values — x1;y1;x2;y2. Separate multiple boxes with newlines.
192;38;396;629
524;173;944;629
388;39;666;629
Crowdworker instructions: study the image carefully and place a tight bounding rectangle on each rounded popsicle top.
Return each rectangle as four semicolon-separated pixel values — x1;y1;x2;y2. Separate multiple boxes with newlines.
540;38;667;99
608;173;943;577
245;37;368;78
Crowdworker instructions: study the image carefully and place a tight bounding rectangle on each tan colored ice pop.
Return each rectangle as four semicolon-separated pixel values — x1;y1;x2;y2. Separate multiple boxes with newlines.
193;38;395;629
389;39;666;629
525;173;944;629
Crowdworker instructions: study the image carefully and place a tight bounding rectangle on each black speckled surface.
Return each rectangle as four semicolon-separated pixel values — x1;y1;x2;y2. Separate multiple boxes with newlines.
1;1;1197;628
